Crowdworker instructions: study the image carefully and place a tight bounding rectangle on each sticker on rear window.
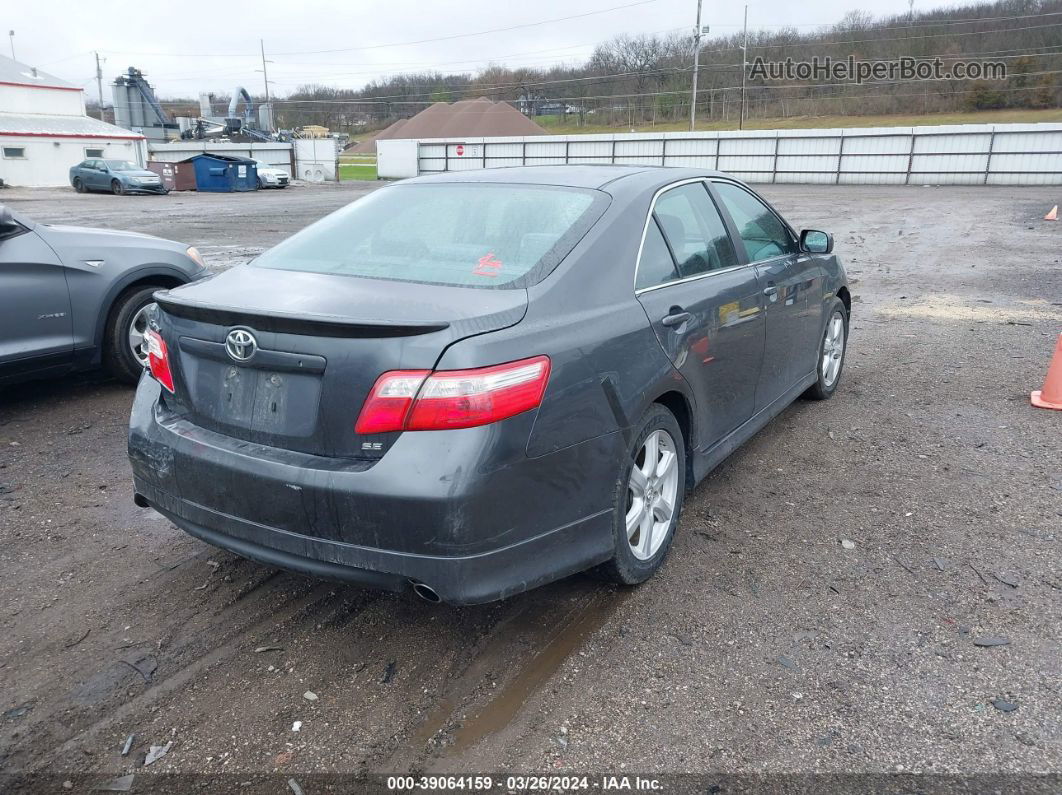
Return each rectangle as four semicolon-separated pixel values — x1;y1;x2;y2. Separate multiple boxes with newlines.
473;252;503;278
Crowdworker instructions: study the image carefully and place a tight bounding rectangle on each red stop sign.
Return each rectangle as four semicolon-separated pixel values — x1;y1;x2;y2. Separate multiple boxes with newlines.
456;144;464;156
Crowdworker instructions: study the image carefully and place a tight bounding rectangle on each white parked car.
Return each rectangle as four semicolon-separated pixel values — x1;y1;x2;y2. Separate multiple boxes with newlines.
253;160;290;189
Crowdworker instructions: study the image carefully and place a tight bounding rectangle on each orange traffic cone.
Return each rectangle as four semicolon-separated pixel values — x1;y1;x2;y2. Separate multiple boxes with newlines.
1046;205;1059;221
1031;333;1062;410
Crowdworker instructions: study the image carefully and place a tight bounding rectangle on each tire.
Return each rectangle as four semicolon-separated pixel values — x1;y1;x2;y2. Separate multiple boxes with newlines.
111;179;125;196
73;177;84;193
803;298;849;401
595;404;686;586
103;285;162;384
257;177;266;189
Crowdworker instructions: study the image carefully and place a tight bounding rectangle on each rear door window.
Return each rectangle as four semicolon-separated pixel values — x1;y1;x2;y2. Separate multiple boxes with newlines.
252;183;607;288
712;181;797;262
635;218;679;290
653;183;738;278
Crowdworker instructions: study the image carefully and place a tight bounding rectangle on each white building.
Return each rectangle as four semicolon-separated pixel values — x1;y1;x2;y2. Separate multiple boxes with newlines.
0;55;148;187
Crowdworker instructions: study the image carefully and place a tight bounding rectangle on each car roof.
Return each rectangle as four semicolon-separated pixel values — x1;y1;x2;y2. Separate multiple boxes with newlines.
405;164;726;191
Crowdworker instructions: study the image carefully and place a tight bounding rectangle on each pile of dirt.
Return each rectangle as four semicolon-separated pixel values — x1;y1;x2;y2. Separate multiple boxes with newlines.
349;98;545;153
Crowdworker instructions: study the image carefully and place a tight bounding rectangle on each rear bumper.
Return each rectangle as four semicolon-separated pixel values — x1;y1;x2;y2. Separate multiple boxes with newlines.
128;377;620;604
135;481;612;604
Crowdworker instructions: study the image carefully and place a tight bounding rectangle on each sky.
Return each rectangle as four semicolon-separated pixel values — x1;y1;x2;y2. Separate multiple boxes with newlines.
11;0;964;101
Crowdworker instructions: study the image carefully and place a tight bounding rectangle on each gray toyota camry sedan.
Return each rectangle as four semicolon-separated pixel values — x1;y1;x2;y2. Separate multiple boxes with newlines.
128;166;850;604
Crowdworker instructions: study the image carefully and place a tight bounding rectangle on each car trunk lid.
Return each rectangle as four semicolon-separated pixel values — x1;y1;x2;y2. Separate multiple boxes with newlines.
153;266;527;459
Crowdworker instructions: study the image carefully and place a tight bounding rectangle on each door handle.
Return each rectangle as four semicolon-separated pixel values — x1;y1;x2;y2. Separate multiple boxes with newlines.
662;310;692;328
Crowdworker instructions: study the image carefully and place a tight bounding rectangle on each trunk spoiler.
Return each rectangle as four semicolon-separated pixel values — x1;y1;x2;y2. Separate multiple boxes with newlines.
155;293;451;338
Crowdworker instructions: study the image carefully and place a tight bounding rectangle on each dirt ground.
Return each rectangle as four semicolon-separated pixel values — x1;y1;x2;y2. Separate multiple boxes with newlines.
0;182;1059;789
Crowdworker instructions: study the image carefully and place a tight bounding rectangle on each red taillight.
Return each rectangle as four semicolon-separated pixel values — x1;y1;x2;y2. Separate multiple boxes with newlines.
406;356;551;430
354;370;430;434
355;356;551;434
144;328;174;393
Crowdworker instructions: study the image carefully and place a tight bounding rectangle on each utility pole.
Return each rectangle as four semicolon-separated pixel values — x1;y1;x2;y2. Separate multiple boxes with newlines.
259;39;271;105
8;30;14;61
739;5;748;130
95;52;105;121
689;0;703;131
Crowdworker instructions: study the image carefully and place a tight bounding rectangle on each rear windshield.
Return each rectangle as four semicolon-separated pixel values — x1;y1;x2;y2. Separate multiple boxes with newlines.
251;183;606;288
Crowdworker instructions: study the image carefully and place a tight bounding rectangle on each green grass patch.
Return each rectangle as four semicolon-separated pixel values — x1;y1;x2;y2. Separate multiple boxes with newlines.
535;107;1062;135
340;163;378;181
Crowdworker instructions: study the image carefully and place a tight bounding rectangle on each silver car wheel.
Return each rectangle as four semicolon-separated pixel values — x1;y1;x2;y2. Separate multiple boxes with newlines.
625;429;680;561
128;303;153;367
821;310;845;387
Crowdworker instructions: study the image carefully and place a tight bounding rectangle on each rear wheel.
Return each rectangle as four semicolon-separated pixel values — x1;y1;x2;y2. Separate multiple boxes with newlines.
257;176;266;189
596;405;685;585
803;299;848;400
72;177;84;193
104;286;162;384
111;179;124;196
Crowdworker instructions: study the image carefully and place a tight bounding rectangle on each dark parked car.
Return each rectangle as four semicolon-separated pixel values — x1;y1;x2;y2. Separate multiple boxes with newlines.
70;159;169;195
0;204;208;385
128;166;850;605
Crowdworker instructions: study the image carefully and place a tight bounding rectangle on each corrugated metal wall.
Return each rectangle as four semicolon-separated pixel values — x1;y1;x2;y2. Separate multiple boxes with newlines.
384;123;1062;185
148;141;295;173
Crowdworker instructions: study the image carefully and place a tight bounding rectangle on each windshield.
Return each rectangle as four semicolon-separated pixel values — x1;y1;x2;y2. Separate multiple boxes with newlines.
252;183;606;288
104;160;141;171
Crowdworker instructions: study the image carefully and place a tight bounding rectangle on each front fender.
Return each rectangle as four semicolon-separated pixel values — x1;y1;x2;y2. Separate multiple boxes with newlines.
88;265;195;360
820;256;850;316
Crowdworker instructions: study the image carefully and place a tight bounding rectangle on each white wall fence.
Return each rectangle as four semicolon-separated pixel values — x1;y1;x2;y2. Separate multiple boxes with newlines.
377;123;1062;186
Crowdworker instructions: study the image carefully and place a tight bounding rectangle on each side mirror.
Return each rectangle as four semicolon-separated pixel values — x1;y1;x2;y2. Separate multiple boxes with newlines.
800;229;833;254
0;205;21;239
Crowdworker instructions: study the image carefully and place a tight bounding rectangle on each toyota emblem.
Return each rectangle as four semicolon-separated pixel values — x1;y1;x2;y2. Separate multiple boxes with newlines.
225;329;258;362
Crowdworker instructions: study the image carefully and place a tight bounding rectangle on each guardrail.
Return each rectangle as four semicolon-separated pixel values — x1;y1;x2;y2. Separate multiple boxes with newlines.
377;123;1062;185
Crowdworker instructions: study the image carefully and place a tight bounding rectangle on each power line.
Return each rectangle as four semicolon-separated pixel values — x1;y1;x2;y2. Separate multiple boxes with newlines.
173;48;1062;104
725;9;1062;33
739;21;1062;53
93;10;1062;62
274;0;666;56
243;44;1062;91
175;67;1060;108
148;55;1062;107
245;83;1062;123
92;40;1062;91
95;0;667;59
53;10;1062;105
675;9;1062;31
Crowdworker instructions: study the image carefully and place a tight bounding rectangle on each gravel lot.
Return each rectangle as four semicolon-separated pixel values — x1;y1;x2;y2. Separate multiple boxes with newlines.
0;182;1059;787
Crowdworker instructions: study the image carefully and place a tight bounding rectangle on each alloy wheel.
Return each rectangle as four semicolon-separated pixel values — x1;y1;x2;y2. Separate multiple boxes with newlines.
625;429;680;560
822;310;845;387
128;303;154;366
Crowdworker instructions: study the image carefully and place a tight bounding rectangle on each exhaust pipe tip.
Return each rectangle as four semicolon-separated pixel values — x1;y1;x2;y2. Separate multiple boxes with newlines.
133;492;150;508
411;581;441;603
